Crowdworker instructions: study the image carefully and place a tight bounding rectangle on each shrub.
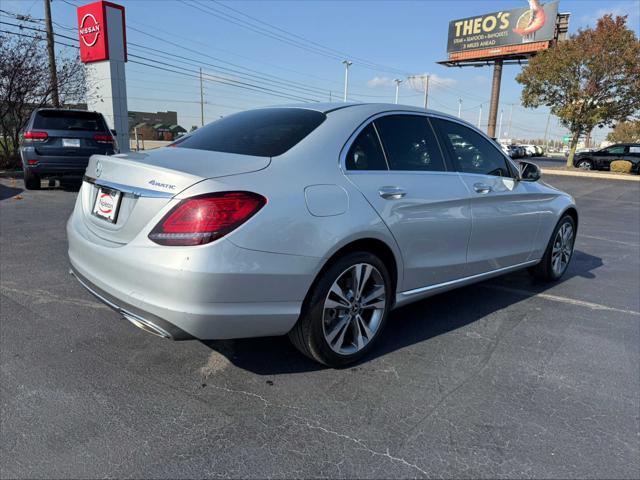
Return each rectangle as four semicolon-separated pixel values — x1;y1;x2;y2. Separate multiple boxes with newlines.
610;160;633;173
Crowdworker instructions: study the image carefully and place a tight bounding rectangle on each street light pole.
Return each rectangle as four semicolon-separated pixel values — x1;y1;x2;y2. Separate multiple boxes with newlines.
199;67;204;127
394;79;402;104
342;60;352;102
458;98;462;118
498;109;503;139
477;104;483;129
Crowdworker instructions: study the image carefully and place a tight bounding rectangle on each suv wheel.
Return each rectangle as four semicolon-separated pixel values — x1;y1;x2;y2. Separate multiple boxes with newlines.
289;252;391;367
23;168;41;190
576;159;593;170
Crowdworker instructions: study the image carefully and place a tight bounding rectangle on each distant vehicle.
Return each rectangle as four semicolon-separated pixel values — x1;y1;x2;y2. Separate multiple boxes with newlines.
522;144;537;157
20;109;116;190
565;147;593;158
573;143;640;172
67;103;578;366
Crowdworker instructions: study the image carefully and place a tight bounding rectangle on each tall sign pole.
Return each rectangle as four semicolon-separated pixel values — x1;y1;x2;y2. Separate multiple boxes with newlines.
77;1;129;152
487;59;503;137
43;0;60;107
199;67;204;127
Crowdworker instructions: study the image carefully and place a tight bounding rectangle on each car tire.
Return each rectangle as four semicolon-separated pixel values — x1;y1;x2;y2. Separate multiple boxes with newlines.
529;215;576;282
289;251;392;367
23;168;41;190
576;159;593;170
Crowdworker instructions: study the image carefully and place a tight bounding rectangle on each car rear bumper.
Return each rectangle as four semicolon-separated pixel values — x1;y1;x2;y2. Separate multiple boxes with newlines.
67;209;320;340
20;148;113;176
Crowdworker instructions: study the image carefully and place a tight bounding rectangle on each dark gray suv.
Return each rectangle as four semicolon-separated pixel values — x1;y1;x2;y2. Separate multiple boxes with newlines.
20;109;117;189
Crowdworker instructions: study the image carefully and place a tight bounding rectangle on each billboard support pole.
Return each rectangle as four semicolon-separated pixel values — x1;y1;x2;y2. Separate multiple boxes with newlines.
487;59;503;137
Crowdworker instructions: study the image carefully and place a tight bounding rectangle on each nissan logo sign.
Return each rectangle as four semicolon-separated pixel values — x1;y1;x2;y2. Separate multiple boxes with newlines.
79;13;100;47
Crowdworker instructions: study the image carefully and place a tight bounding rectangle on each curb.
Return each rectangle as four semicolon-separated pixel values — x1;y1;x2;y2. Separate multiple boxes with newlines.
541;168;640;182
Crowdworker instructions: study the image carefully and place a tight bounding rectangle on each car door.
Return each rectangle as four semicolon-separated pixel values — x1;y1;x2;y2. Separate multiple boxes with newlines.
597;145;627;169
342;114;472;291
431;117;541;276
627;145;640;171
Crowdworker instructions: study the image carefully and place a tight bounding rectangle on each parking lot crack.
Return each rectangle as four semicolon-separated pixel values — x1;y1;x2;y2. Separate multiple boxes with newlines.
291;416;430;478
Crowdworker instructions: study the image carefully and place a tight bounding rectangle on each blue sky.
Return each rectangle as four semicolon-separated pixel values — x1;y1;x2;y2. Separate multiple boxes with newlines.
3;0;639;143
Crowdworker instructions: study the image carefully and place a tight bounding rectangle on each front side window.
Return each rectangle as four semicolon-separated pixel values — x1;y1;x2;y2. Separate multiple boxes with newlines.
374;115;446;172
175;108;326;157
432;118;511;177
345;124;388;171
603;146;626;155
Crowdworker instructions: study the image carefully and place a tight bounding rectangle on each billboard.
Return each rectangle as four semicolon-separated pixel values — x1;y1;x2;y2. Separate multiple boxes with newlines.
447;1;559;57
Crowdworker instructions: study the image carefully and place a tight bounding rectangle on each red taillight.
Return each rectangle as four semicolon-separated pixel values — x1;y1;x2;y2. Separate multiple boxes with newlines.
27;159;38;165
93;133;114;143
24;131;48;141
148;192;266;246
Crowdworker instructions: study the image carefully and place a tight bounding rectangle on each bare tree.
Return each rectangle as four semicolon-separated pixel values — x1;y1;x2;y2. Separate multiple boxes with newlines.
0;32;85;169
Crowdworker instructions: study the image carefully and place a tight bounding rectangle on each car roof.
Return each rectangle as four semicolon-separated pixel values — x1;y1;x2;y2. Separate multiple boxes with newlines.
269;102;460;118
34;108;102;114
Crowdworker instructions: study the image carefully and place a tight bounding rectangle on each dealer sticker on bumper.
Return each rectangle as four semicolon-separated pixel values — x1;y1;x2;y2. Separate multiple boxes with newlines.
92;187;122;223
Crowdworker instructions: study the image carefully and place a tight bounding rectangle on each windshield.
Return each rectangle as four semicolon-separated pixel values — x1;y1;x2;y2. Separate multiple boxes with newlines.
33;110;108;131
174;108;326;157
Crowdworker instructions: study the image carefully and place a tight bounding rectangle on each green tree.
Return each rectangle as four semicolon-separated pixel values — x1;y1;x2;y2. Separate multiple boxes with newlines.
607;120;640;143
516;15;640;167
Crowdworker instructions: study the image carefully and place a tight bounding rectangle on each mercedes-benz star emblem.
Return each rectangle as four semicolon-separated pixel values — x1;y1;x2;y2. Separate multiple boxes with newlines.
96;160;103;177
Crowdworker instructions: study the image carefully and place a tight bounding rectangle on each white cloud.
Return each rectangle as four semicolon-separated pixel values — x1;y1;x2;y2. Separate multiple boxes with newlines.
579;3;640;30
366;76;395;88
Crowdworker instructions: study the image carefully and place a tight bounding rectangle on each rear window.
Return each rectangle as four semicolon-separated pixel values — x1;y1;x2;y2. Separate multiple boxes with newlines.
33;110;108;131
175;108;326;157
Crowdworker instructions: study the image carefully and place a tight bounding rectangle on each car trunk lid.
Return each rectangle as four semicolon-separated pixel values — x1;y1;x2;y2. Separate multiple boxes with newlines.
80;148;270;244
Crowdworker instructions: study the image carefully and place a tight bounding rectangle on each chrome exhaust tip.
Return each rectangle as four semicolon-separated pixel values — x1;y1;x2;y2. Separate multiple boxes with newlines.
121;311;173;339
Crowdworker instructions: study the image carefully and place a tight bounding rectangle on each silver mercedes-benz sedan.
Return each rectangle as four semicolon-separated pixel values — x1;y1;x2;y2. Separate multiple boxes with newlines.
67;103;577;366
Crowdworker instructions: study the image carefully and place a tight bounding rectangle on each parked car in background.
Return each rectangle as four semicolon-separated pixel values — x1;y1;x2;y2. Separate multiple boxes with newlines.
20;109;117;190
521;144;537;157
573;143;640;172
68;103;578;367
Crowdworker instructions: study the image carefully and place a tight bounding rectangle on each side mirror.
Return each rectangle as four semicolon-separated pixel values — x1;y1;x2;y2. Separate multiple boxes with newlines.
519;161;542;182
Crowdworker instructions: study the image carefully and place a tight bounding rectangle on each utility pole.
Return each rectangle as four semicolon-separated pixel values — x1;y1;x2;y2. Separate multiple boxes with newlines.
477;103;483;129
342;60;352;102
394;79;402;104
498;109;503;139
199;67;204;127
458;98;462;118
329;91;332;102
423;75;430;109
506;103;513;139
43;0;59;107
543;111;551;150
487;59;503;137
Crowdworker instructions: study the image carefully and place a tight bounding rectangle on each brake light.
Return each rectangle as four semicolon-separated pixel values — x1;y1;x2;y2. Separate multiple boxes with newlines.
148;192;266;246
93;133;114;143
27;159;38;165
24;131;48;141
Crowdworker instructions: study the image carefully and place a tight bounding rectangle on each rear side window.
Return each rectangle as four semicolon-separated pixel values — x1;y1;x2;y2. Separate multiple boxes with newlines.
33;110;107;131
175;108;326;157
374;115;446;172
345;124;388;171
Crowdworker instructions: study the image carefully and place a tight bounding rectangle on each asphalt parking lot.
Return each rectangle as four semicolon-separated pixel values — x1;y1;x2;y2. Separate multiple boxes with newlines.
1;174;639;479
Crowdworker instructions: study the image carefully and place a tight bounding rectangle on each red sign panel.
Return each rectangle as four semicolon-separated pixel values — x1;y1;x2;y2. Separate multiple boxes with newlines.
77;1;126;63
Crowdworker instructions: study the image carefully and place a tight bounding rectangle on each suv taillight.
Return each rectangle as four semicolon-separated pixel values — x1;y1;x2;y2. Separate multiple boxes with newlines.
93;133;115;144
148;192;266;246
24;131;48;141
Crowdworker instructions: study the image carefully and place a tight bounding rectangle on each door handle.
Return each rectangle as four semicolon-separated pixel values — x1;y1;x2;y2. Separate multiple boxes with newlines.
473;183;492;194
379;186;406;200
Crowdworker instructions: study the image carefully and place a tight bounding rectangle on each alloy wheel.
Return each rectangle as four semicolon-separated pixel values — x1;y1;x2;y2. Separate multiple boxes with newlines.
551;222;574;276
577;160;592;170
322;263;386;355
